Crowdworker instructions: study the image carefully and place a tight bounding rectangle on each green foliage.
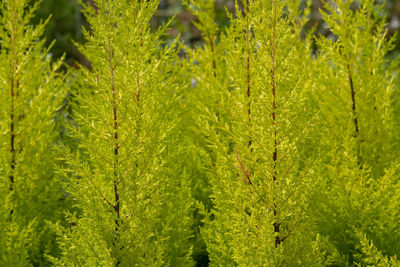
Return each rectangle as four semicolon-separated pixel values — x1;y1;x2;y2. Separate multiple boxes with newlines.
186;0;336;265
309;0;400;265
0;0;68;265
355;231;400;267
1;0;400;266
49;0;193;266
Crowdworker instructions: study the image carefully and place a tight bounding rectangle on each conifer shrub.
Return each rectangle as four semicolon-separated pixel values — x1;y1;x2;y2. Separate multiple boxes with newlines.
0;0;68;265
49;0;193;266
0;0;400;266
310;0;400;265
187;0;337;265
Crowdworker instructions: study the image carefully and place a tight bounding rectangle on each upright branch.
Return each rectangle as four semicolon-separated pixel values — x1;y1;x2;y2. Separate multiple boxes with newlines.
9;4;18;193
207;30;217;77
270;0;280;248
346;64;362;168
107;15;121;265
136;72;141;104
9;55;16;193
133;4;143;104
133;5;142;176
245;0;252;148
109;44;120;228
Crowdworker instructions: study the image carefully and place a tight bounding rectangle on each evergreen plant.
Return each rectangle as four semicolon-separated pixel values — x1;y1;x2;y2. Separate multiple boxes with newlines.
310;0;400;265
50;0;194;266
0;0;67;265
0;0;399;266
187;0;336;265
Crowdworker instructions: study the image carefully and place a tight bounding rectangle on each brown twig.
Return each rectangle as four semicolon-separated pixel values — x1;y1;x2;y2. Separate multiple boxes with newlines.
105;4;122;265
347;64;362;169
270;0;281;248
245;0;252;148
280;215;301;243
234;147;270;208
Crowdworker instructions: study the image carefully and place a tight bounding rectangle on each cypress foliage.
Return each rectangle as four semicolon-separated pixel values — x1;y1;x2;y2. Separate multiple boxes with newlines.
356;231;400;267
311;0;400;264
1;0;399;265
50;0;193;266
0;0;67;265
188;0;334;265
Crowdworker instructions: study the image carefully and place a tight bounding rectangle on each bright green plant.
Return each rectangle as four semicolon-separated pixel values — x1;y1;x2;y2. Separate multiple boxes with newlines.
1;0;400;266
355;231;400;267
50;0;194;266
187;0;336;265
310;0;400;265
0;0;67;265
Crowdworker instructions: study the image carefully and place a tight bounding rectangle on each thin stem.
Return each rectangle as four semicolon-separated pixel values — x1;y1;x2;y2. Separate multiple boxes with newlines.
9;62;16;192
9;2;17;191
347;64;362;168
136;8;143;105
207;30;217;77
106;7;121;265
109;39;120;224
270;0;281;248
134;3;142;182
245;0;252;149
9;2;19;217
